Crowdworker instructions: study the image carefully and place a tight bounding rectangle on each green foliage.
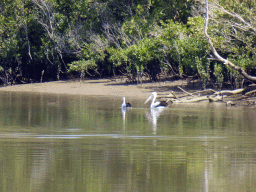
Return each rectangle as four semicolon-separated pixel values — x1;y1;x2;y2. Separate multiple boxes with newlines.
149;0;194;23
1;0;255;87
157;17;210;78
214;63;224;89
196;57;210;88
204;0;256;86
108;47;128;67
68;59;97;79
68;59;97;71
68;35;109;77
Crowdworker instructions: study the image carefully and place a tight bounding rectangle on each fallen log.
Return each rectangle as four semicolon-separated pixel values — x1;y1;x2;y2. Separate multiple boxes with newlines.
177;86;195;97
208;95;225;102
163;86;256;106
172;96;209;103
214;89;244;95
244;89;256;96
193;89;216;95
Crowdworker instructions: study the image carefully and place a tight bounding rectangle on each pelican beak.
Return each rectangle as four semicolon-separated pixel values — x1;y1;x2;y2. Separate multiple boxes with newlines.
144;95;152;104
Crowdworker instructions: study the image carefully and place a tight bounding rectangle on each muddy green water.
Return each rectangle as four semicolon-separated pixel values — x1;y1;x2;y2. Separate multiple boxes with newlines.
0;92;255;192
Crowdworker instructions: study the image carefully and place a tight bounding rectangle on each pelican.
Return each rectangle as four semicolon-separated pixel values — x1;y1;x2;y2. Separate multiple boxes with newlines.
144;92;168;108
121;97;132;109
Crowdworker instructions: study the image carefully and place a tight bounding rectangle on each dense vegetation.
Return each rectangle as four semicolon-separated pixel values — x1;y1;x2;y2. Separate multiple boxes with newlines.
0;0;256;88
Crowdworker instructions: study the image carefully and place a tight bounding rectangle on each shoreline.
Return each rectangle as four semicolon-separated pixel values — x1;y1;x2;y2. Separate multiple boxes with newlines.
0;79;255;106
0;79;181;98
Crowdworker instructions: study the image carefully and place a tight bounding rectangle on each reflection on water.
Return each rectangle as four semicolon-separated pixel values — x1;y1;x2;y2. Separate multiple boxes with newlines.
0;92;256;191
145;107;166;134
121;107;128;131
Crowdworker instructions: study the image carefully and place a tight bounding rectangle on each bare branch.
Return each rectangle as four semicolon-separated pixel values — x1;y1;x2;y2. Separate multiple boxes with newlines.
204;0;256;82
32;0;54;40
215;4;256;33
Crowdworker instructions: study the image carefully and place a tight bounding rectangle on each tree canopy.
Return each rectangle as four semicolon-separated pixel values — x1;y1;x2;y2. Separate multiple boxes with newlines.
0;0;256;88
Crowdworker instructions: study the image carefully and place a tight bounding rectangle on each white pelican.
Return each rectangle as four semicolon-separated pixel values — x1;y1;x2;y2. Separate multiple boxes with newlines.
144;92;168;108
121;97;132;109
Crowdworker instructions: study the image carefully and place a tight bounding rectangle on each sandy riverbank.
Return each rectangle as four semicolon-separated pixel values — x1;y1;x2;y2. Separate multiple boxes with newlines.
0;79;187;98
0;79;255;106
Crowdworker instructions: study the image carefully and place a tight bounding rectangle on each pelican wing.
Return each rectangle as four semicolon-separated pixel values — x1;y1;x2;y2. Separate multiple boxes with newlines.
126;103;132;107
159;101;168;107
152;101;161;108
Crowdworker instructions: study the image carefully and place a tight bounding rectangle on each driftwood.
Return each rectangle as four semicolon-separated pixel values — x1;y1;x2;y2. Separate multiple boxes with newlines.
245;90;256;96
164;86;256;106
171;96;208;103
214;89;244;95
158;0;256;106
177;86;195;97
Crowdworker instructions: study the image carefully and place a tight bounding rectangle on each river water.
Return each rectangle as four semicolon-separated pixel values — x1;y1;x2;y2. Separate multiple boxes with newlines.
0;91;255;192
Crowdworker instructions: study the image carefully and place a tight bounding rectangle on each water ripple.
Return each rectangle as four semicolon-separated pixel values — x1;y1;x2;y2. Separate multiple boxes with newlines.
0;133;225;140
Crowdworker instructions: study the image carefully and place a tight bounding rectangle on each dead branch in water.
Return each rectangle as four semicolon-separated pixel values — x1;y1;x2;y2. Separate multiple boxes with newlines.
165;86;256;106
177;86;195;97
